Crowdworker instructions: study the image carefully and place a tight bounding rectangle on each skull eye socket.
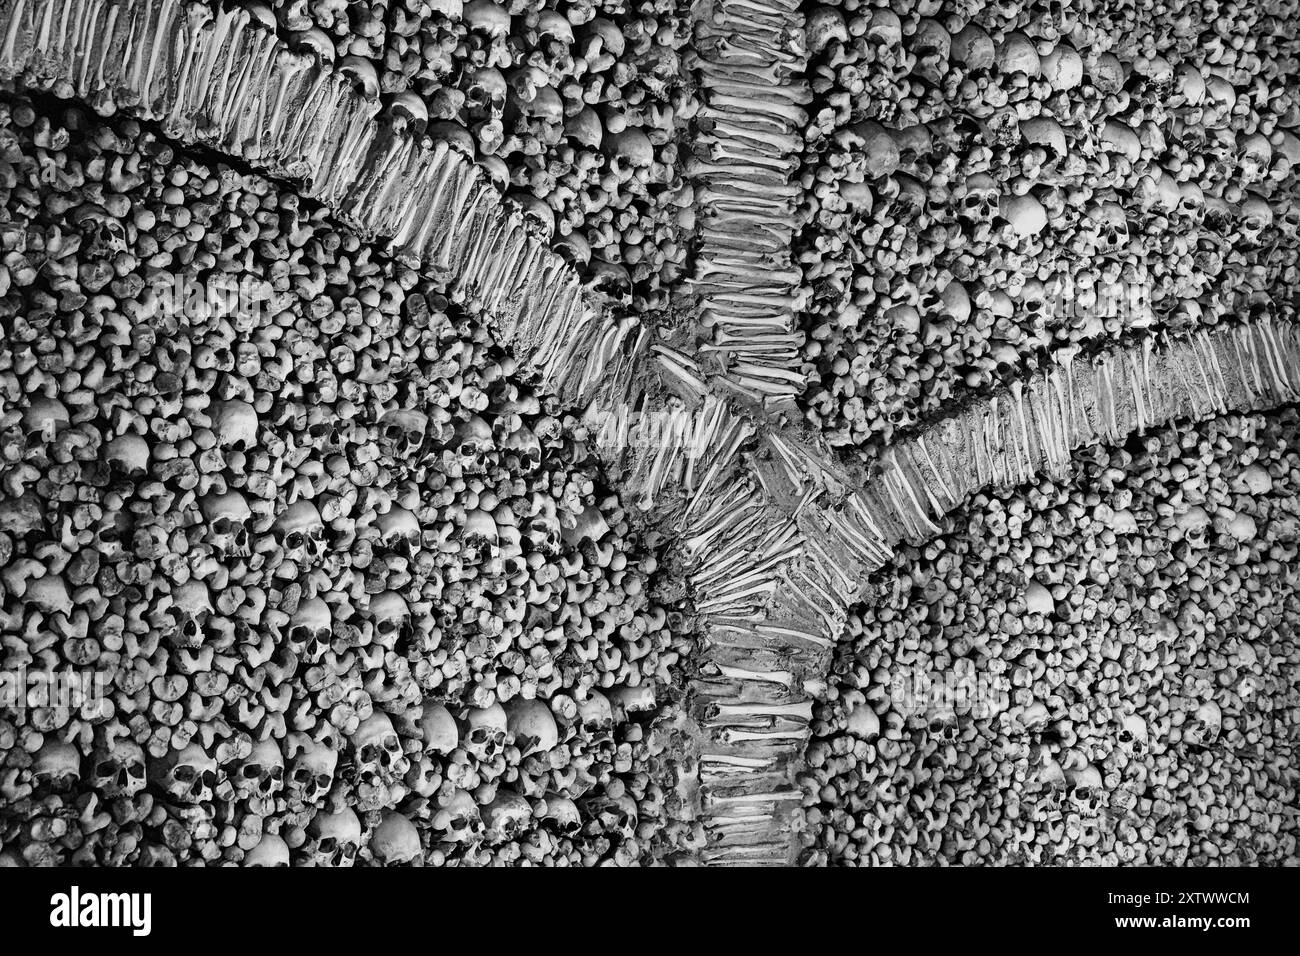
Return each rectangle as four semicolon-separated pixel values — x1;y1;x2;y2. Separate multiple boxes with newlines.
173;766;196;782
315;772;331;789
242;764;263;779
213;517;232;534
95;759;117;776
319;837;336;852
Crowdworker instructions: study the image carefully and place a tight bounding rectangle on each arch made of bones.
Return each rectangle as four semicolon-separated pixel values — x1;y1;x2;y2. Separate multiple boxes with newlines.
5;0;1300;866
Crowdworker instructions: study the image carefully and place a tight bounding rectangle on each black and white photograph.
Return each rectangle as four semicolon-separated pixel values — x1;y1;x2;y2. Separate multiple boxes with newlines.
0;0;1293;933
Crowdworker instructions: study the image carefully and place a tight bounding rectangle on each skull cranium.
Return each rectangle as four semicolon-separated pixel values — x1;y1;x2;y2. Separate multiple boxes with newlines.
151;742;218;805
286;731;339;808
300;807;362;867
89;737;147;799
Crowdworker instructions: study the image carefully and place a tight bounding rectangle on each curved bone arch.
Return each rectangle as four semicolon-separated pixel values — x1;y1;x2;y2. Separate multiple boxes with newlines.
6;0;1300;866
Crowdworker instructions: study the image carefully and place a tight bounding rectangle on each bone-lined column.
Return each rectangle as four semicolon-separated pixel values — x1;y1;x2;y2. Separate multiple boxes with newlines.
611;348;877;865
688;0;810;413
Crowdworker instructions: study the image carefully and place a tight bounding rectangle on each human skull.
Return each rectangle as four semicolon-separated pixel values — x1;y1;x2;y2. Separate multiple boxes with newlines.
150;742;218;805
951;23;994;71
289;25;334;62
541;793;582;835
368;591;410;650
927;701;960;746
865;8;902;53
500;424;541;472
286;731;338;807
416;702;459;756
1178;180;1205;219
463;702;509;759
959;173;999;225
1175;505;1212;545
845;703;880;738
168;580;213;649
90;737;147;799
1203;73;1236;128
369;810;423;866
466;65;508;114
1238;196;1274;246
273;500;325;564
1185;701;1222;746
405;752;443;800
1013;700;1051;734
582;792;639;840
452;415;495;474
377;408;430;461
1089;52;1126;94
351;711;409;786
73;205;129;258
498;524;526;578
1021;116;1067;159
562;505;611;548
23;396;69;444
525;496;562;555
999;194;1047;238
288;597;333;660
608;685;656;723
1117;714;1149;761
376;505;421;555
577;691;614;742
1100;119;1141;164
1087;201;1129;256
461;509;500;565
104;433;150;475
230;738;285;807
1036;755;1068;811
301;807;362;867
388;91;429;136
200;490;252;557
504;698;559;756
996;33;1040;77
432;789;484;844
209;400;258;451
1066;764;1105;818
483;790;533;842
32;738;81;788
908;19;950;84
244;833;290;867
1238;134;1273;185
1041;44;1083;90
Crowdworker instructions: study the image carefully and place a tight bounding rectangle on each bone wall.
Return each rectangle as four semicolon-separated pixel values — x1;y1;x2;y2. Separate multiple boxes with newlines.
4;0;1300;867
